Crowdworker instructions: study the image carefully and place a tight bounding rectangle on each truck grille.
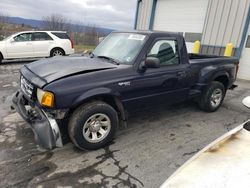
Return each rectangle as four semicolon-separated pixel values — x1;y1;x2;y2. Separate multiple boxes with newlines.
20;76;34;98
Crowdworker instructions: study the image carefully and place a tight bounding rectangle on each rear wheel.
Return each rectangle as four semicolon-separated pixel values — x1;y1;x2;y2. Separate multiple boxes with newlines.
68;101;118;150
0;53;3;63
198;81;226;112
50;48;64;57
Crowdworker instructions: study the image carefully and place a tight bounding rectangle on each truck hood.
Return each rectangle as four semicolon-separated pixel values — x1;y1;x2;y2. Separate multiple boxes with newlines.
24;56;118;85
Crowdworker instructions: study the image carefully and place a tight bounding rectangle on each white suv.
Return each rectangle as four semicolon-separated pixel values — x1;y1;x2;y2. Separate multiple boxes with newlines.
0;31;74;62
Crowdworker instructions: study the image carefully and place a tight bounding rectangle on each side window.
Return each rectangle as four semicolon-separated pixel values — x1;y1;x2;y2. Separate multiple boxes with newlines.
14;33;32;42
32;32;53;41
148;39;179;66
51;32;70;39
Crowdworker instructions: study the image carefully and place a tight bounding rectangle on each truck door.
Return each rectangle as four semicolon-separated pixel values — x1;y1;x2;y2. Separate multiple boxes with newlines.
122;38;190;109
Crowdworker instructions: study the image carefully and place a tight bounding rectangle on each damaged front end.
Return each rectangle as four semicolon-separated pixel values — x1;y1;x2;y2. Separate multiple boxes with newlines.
12;90;63;149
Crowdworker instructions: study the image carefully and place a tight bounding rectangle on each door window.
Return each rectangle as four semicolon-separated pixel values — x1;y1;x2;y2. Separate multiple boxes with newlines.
32;32;53;41
148;39;179;66
51;32;70;39
14;33;32;42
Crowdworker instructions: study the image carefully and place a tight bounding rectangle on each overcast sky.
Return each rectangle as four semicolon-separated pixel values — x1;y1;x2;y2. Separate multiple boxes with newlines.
0;0;137;30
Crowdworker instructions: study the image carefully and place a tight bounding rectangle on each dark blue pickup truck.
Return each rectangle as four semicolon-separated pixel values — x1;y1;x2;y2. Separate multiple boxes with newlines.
12;31;239;150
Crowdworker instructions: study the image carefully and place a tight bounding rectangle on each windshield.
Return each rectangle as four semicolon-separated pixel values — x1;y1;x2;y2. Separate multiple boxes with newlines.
93;33;146;64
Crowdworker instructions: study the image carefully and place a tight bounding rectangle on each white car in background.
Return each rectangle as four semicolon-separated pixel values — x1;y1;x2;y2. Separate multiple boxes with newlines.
0;31;74;63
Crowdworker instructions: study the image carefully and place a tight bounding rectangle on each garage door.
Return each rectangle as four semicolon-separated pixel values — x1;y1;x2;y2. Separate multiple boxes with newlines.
153;0;209;33
238;25;250;80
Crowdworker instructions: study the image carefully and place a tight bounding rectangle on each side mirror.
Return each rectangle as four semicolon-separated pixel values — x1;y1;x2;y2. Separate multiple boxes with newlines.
144;57;160;68
242;96;250;109
138;57;160;72
10;38;15;43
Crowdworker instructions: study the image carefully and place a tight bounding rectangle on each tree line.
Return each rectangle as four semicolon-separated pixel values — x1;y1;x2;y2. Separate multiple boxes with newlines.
0;13;107;47
42;14;103;46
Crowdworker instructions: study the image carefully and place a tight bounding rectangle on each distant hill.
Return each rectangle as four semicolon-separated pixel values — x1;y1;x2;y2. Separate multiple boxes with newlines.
7;17;43;28
6;16;114;35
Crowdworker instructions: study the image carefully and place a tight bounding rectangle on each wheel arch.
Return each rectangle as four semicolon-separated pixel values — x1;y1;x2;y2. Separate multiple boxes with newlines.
0;51;3;60
212;72;230;89
69;89;126;124
50;47;65;56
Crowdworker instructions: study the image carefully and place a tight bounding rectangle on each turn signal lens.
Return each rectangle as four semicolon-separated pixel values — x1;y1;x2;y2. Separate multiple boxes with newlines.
37;88;54;108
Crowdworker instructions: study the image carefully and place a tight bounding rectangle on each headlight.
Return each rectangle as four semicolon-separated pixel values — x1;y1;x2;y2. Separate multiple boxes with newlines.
37;88;54;108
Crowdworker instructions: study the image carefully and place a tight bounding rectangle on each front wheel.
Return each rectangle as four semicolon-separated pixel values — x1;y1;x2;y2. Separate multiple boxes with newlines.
198;81;226;112
68;101;118;150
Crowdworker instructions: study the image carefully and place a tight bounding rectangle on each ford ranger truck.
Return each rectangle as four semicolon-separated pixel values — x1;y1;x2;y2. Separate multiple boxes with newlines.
12;31;239;150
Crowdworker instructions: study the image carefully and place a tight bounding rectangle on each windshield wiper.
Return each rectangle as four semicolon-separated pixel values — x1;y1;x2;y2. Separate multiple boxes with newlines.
89;51;95;58
97;55;120;65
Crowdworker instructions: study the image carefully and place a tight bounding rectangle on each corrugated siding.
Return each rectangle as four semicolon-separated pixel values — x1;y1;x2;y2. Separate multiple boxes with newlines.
136;1;142;29
136;0;250;58
201;0;250;55
136;0;153;30
238;24;250;80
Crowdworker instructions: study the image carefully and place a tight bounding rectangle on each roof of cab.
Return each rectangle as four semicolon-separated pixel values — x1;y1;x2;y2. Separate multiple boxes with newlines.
112;30;183;37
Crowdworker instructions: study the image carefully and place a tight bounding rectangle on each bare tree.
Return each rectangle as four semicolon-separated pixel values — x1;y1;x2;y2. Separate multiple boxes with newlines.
73;20;85;45
0;13;8;40
82;24;101;46
0;14;7;24
42;14;71;31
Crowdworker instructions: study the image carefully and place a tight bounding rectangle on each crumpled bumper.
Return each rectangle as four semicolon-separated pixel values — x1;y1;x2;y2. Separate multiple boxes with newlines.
11;90;63;149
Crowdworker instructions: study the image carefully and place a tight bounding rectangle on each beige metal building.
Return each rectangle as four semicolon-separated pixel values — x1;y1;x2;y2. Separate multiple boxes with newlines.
134;0;250;80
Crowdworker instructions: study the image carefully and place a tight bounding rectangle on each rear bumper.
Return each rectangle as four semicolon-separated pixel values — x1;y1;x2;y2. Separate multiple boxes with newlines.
66;48;75;55
12;90;63;149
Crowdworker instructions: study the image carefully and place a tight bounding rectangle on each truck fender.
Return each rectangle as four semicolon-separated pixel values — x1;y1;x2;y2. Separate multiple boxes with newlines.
211;71;229;82
199;66;229;85
72;87;126;122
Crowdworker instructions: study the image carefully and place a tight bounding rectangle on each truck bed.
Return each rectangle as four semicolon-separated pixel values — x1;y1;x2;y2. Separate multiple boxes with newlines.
188;53;238;65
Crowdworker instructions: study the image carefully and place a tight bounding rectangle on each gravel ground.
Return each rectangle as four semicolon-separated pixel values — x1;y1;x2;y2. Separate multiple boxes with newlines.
0;60;250;188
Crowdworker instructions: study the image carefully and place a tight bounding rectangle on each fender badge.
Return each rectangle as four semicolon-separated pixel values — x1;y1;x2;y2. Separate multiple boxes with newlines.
118;82;131;86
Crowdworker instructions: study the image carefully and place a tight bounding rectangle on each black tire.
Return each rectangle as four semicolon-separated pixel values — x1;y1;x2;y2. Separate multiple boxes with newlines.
0;53;3;63
68;101;118;150
50;48;65;57
198;81;226;112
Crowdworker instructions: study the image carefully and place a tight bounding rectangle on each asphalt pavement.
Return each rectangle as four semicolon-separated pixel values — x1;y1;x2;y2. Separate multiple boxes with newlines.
0;60;250;188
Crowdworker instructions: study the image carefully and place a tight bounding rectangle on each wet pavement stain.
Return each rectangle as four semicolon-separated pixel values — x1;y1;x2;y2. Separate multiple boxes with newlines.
30;145;144;188
0;152;55;188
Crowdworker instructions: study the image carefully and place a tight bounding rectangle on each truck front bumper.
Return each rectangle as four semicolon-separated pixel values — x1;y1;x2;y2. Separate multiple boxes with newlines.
12;90;63;149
